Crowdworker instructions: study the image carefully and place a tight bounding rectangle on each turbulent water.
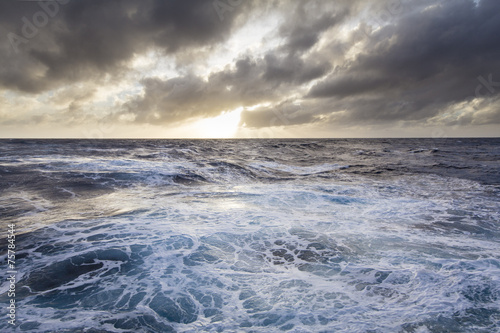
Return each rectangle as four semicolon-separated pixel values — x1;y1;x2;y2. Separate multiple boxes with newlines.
0;139;499;333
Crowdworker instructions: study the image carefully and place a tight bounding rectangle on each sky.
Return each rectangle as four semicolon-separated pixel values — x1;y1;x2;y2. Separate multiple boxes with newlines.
0;0;499;138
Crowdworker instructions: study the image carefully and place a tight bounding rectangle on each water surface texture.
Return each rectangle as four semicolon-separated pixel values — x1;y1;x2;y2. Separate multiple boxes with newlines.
0;139;499;332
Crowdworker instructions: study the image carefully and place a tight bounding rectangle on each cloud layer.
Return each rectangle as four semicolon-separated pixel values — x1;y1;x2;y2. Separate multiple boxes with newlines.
1;0;499;137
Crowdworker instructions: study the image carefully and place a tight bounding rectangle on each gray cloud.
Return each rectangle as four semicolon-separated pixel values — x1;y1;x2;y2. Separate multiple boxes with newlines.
1;0;500;133
118;1;343;125
120;52;331;124
0;0;255;93
306;0;500;125
240;100;317;128
277;2;349;55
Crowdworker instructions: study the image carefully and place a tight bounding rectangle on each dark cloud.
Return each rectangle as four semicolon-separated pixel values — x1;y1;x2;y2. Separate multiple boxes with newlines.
121;52;331;124
120;57;269;124
118;1;343;125
1;0;499;133
262;53;331;84
307;74;392;99
240;100;317;128
0;0;255;93
278;2;349;54
306;0;500;125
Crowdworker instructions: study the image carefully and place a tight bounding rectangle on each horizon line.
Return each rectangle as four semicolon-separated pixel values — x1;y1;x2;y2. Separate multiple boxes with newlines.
1;137;499;140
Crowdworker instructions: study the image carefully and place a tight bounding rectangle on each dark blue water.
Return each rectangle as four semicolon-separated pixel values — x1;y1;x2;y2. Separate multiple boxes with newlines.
1;139;499;332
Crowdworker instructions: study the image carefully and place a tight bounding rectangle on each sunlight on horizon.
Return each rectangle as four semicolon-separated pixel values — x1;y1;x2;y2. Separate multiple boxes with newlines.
190;108;243;138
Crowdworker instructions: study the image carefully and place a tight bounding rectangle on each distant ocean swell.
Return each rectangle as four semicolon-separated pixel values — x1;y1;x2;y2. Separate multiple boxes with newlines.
0;139;499;332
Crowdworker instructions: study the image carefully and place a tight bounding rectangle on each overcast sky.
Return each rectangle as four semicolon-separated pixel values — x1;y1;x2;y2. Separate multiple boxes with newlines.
0;0;499;138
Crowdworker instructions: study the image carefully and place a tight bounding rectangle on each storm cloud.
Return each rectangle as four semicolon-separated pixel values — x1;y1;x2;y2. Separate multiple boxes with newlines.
307;0;500;125
1;0;499;136
0;0;254;93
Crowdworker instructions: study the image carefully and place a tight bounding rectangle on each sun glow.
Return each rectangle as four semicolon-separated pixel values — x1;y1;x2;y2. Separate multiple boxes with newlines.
190;108;243;138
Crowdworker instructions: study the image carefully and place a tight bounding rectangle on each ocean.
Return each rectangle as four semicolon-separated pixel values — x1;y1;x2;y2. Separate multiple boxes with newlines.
0;138;499;332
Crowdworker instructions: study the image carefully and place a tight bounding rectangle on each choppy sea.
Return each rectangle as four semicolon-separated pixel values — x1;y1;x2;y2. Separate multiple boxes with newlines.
0;139;499;333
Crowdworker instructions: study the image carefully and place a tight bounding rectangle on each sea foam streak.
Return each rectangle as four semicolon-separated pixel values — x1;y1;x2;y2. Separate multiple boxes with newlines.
0;139;499;332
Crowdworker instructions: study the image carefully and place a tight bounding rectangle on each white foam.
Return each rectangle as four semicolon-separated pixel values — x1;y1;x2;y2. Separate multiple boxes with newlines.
1;163;499;332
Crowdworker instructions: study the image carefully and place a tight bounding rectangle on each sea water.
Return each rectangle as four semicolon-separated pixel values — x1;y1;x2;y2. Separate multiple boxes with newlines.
0;139;499;332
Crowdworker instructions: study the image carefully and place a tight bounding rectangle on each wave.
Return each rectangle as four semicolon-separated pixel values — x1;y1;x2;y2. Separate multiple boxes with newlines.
0;139;499;332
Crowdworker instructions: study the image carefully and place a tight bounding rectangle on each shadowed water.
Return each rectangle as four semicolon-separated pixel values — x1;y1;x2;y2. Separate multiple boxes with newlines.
0;139;499;332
